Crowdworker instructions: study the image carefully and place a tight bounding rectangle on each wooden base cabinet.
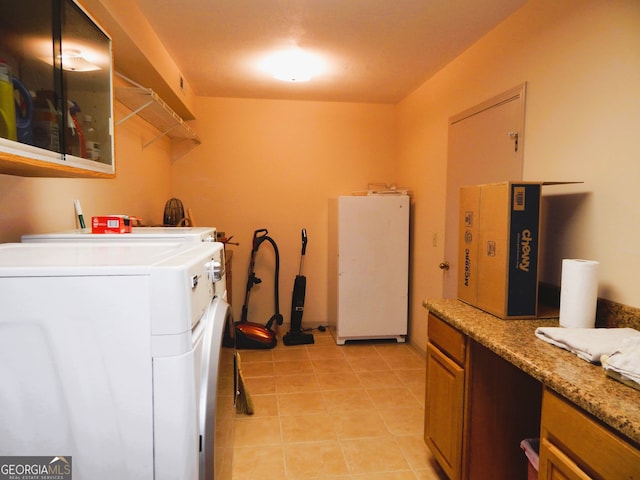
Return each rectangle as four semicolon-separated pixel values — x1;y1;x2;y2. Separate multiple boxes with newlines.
424;312;542;480
224;249;233;306
539;388;640;480
425;312;467;480
425;333;466;479
539;441;591;480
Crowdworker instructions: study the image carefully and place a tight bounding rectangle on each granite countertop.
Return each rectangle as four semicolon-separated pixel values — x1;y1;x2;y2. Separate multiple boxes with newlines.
423;298;640;446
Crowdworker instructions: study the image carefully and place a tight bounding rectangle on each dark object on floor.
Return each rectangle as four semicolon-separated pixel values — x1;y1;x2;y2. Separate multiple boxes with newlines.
235;353;254;415
236;228;283;349
284;228;314;346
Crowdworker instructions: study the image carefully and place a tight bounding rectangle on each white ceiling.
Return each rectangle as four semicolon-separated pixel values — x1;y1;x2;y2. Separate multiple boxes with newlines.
133;0;526;104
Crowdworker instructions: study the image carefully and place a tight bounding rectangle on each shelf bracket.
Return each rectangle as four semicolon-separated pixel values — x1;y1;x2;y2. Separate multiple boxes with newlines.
142;123;181;149
116;99;154;126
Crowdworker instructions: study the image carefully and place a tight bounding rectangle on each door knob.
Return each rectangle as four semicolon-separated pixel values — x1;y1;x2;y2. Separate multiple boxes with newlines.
439;262;450;271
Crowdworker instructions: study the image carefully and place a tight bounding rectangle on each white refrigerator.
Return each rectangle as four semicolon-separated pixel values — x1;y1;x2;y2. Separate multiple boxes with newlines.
335;194;410;345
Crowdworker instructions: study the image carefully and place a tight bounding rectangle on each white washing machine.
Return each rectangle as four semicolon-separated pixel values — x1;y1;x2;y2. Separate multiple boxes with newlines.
22;226;217;244
22;226;226;302
0;241;233;480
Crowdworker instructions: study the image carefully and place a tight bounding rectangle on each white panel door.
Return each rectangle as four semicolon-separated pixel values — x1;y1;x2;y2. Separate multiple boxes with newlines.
442;84;526;298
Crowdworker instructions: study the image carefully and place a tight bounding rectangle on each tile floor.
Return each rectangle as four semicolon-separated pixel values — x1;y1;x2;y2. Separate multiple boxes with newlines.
232;329;448;479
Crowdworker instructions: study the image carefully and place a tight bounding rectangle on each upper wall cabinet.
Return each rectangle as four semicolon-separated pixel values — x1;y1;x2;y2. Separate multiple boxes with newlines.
0;0;114;178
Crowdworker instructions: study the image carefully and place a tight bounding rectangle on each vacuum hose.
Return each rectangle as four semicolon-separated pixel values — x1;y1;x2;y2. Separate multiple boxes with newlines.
240;229;283;328
263;235;284;329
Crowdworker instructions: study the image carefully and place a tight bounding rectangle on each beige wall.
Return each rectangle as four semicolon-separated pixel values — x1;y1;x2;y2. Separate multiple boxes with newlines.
0;95;173;242
171;97;397;326
397;0;640;349
1;0;638;352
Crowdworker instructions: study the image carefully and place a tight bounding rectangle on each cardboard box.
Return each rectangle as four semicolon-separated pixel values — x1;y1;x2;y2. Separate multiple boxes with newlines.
458;185;481;306
458;182;542;318
91;215;132;234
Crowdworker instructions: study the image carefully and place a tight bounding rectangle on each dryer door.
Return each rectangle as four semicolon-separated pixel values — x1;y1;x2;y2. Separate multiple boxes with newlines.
197;297;234;480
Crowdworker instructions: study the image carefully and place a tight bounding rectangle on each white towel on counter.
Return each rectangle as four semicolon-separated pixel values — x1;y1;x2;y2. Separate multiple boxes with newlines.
603;337;640;385
534;326;640;363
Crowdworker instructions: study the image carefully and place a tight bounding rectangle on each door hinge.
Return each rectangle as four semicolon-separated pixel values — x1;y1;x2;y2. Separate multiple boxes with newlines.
507;131;519;152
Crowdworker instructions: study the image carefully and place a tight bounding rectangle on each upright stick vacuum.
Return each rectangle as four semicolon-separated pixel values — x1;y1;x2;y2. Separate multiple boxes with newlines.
283;228;314;346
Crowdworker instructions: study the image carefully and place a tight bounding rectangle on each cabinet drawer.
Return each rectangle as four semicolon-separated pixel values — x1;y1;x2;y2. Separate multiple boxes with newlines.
428;312;466;365
540;388;640;479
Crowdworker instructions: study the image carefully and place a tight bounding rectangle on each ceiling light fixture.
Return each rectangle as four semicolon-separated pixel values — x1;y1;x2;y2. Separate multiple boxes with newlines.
59;49;100;72
259;48;324;83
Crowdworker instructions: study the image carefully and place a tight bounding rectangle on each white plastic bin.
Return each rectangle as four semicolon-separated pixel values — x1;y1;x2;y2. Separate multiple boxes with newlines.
520;438;540;480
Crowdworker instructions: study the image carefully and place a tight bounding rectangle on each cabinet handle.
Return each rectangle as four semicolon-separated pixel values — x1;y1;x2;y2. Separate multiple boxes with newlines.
439;262;450;271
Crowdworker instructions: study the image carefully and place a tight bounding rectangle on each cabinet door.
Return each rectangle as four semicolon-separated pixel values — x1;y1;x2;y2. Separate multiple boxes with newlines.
425;341;465;480
0;0;114;177
60;0;113;169
540;388;640;480
0;0;62;163
539;439;592;480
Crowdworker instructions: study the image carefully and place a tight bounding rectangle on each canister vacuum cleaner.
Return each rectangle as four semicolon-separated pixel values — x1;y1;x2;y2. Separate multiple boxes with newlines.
235;229;283;349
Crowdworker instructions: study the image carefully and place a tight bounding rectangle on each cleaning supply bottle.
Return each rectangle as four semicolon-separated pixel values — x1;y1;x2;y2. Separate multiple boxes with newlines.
33;90;60;151
83;114;100;160
65;100;86;158
0;60;17;141
13;77;34;145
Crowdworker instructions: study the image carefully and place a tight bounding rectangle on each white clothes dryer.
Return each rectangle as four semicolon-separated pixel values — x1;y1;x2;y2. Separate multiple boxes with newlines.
0;241;233;480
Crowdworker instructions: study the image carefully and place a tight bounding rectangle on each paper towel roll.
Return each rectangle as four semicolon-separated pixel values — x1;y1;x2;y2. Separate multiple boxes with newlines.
559;259;599;328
